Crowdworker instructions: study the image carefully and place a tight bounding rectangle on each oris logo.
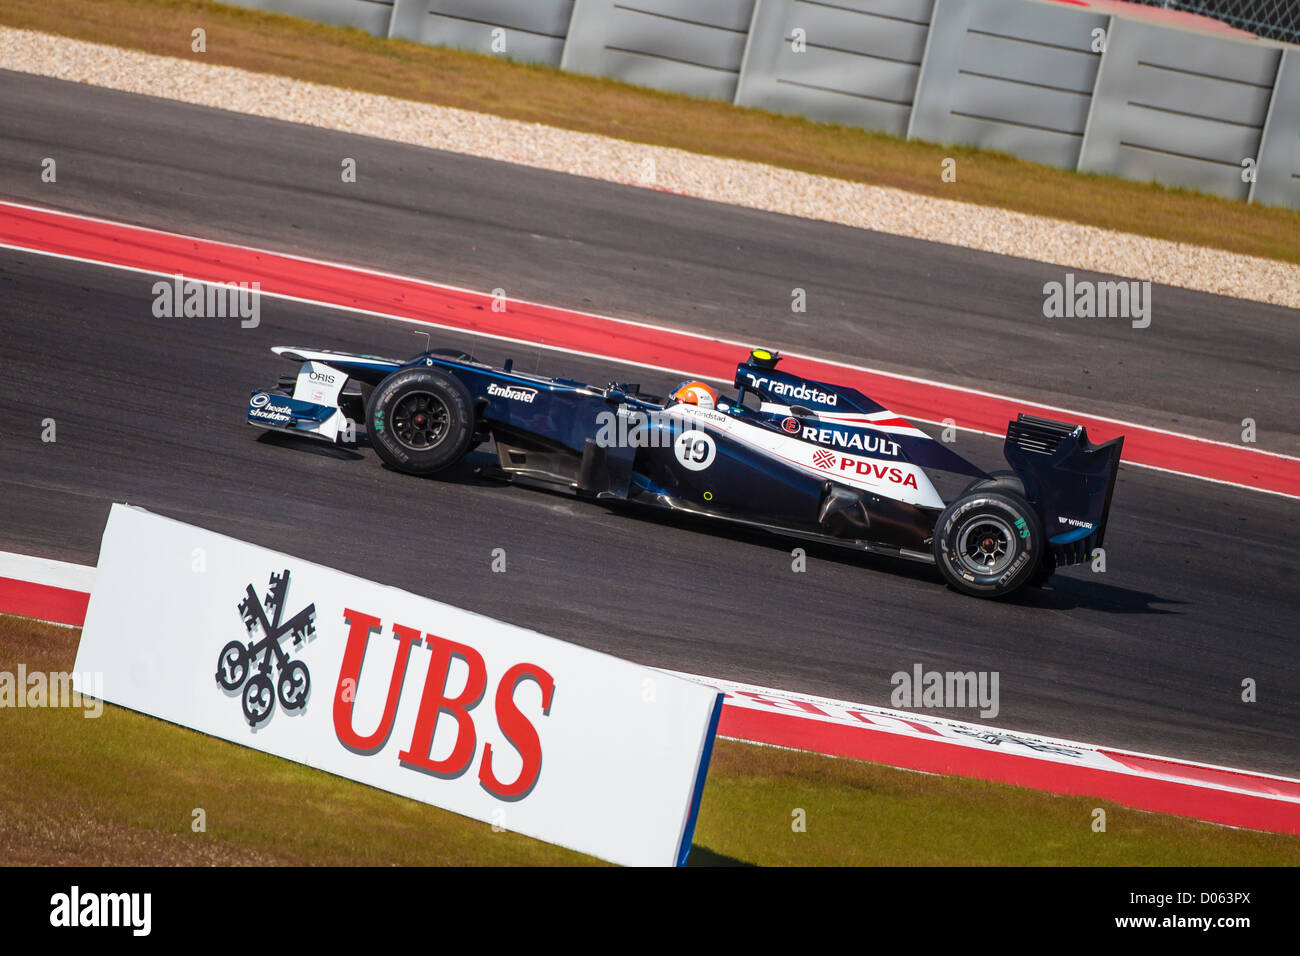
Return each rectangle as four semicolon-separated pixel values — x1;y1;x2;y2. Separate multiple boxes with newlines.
782;416;801;434
308;370;337;384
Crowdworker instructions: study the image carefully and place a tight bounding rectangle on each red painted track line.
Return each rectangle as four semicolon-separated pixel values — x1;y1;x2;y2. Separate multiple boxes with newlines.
3;201;1298;497
718;708;1300;835
1098;750;1300;800
0;577;90;628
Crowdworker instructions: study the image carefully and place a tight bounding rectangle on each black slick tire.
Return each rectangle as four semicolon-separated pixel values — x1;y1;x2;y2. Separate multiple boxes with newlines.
366;368;474;475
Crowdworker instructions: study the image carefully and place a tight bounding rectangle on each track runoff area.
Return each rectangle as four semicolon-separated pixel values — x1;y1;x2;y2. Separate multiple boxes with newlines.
1;199;1297;843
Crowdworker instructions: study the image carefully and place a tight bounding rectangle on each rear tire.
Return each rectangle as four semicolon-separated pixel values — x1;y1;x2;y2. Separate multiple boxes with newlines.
366;368;474;475
932;492;1043;598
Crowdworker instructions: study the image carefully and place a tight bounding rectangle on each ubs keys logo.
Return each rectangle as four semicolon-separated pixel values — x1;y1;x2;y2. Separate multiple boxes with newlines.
216;569;316;727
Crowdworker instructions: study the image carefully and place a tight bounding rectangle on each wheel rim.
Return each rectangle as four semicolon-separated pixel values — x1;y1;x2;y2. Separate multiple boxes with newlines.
955;515;1017;576
391;391;450;451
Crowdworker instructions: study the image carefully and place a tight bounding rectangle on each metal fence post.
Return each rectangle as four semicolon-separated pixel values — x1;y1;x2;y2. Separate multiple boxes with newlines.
559;0;585;72
1074;14;1114;172
733;0;764;106
1249;47;1286;204
904;0;945;141
386;0;406;40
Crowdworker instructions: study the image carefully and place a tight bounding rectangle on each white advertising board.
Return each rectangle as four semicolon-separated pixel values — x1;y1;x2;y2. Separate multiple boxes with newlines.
73;505;722;866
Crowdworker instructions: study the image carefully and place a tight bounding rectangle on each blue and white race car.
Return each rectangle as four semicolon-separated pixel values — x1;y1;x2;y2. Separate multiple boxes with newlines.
247;345;1123;599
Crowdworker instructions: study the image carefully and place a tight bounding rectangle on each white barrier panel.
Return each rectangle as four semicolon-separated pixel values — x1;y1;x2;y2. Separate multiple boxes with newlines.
73;504;722;866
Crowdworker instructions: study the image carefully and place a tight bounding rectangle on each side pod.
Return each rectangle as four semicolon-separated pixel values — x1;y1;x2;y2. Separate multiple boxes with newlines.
1003;414;1124;567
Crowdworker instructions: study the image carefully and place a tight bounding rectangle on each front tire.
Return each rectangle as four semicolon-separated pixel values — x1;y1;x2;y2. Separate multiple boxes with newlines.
932;492;1043;598
366;368;474;475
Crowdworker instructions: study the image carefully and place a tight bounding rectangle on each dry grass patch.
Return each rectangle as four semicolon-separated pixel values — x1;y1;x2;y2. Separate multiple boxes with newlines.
1;0;1297;265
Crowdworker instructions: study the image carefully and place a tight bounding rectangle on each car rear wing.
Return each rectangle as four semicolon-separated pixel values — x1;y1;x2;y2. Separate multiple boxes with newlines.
1002;414;1124;567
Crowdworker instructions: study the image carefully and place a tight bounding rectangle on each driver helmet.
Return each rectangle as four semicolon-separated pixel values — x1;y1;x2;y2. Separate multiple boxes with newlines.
668;381;719;410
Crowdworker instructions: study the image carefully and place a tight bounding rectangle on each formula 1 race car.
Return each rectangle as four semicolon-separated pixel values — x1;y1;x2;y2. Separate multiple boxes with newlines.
247;345;1123;598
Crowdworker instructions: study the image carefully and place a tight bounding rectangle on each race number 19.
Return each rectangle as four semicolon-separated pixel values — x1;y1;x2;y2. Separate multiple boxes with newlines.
674;429;716;471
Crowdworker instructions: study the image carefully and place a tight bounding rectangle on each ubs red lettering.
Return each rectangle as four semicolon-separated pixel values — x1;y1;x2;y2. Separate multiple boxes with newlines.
333;608;554;800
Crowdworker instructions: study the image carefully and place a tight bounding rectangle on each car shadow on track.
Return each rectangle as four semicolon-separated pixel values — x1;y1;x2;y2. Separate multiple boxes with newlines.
603;503;1186;616
299;437;1183;616
1016;575;1187;615
372;447;505;486
254;429;366;461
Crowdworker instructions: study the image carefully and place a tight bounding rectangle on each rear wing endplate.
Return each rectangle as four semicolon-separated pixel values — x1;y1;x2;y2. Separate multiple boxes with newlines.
1003;414;1124;567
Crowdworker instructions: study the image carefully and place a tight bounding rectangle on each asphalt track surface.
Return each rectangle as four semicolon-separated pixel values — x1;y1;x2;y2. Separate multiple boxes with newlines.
1;70;1297;774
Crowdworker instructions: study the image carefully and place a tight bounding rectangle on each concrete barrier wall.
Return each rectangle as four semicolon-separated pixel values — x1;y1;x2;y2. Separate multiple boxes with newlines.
1079;17;1282;201
222;0;395;37
734;0;934;138
388;0;574;66
561;0;757;102
217;0;1300;207
909;0;1107;170
1252;49;1300;207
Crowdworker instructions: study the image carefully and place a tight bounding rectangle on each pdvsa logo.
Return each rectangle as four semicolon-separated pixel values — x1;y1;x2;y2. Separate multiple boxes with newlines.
812;449;837;469
837;456;920;489
216;570;316;727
